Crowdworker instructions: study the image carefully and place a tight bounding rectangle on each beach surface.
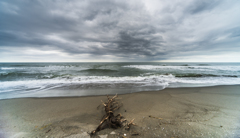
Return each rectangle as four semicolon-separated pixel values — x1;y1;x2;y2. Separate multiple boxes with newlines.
1;85;240;138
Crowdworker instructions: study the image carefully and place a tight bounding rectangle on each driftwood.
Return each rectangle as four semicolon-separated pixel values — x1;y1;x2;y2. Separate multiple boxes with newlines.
90;94;135;135
125;119;136;130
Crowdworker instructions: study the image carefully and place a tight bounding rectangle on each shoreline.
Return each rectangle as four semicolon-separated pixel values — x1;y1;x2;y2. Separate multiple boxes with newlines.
1;84;240;100
1;85;240;137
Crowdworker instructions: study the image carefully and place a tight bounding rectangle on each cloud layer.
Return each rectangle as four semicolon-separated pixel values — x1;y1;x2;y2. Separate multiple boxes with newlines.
0;0;240;62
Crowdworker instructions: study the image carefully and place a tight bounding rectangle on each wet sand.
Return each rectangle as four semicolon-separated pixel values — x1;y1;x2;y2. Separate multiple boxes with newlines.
1;85;240;138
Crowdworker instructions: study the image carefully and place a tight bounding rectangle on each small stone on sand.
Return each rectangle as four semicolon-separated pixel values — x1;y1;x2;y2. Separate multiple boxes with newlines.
65;132;90;138
99;134;108;138
110;131;116;134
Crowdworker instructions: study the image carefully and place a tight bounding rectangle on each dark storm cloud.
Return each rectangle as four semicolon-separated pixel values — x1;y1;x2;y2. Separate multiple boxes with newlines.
0;0;240;61
114;31;163;56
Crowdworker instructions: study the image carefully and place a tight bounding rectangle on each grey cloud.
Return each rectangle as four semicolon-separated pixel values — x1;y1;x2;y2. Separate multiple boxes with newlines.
186;0;221;14
113;30;164;56
0;31;47;46
228;27;240;38
117;31;152;55
0;0;239;61
0;1;78;34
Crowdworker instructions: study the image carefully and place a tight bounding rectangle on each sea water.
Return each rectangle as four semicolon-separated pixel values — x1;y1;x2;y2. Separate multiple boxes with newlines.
0;62;240;99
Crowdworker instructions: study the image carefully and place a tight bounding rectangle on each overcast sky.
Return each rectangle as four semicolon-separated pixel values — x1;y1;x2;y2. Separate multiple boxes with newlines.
0;0;240;62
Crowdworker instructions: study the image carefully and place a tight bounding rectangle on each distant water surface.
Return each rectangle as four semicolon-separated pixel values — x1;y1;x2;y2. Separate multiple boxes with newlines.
0;62;240;99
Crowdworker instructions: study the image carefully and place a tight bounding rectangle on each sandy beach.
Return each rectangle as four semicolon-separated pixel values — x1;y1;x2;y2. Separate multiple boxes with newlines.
1;85;240;138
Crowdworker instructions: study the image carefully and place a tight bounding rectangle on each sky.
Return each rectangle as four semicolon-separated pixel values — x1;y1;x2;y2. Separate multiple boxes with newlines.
0;0;240;62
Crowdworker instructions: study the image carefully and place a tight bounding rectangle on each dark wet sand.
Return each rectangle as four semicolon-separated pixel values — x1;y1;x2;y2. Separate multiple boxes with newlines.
1;85;240;138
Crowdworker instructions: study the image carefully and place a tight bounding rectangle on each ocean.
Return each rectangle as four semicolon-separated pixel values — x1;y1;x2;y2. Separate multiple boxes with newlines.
0;62;240;99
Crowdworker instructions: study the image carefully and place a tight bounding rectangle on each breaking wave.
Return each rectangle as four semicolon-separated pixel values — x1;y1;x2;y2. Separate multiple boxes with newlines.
1;62;240;99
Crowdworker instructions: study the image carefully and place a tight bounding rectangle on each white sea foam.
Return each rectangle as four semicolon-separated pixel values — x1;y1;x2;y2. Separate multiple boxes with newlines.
123;65;183;70
1;65;88;72
1;63;240;99
1;67;24;70
0;75;171;93
123;65;240;72
1;74;240;96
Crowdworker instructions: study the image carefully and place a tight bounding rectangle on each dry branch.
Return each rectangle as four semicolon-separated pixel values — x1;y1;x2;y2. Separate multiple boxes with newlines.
125;119;136;130
90;94;124;135
90;94;135;135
